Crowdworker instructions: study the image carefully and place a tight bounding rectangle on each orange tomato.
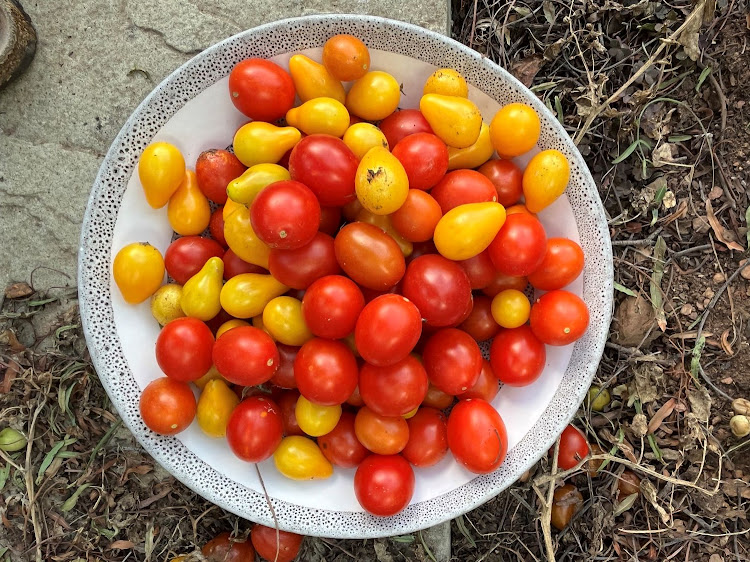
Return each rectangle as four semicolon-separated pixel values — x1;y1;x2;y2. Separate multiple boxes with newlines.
322;34;371;82
489;103;540;158
522;149;570;213
167;170;211;236
391;189;443;243
354;406;409;455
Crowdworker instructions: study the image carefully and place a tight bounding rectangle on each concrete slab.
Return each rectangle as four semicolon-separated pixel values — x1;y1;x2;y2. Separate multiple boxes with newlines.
0;0;449;290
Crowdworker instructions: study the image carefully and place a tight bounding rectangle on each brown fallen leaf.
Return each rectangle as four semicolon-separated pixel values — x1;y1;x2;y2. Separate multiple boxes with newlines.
706;199;744;251
139;486;172;509
721;329;734;356
0;329;25;353
648;398;676;434
1;360;20;394
109;540;135;550
510;55;544;87
122;464;153;484
4;282;33;299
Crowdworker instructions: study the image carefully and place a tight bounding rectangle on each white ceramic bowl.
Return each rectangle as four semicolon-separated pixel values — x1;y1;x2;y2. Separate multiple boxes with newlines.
78;14;613;538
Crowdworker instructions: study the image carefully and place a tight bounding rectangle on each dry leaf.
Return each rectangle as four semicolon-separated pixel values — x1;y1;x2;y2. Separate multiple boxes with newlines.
4;282;33;299
688;386;712;423
109;540;135;550
510;55;544;87
641;479;671;524
706;199;744;251
678;9;702;61
721;329;734;355
0;329;25;353
628;364;664;405
648;398;676;434
652;143;677;167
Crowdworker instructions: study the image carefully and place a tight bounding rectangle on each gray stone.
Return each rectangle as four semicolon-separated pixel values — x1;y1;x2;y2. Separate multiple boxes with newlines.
421;521;451;562
0;0;449;291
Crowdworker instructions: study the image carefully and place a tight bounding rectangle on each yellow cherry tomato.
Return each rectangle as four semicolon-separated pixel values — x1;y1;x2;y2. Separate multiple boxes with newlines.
355;146;409;215
233;122;301;167
345;71;401;121
295;396;342;437
194;365;225;391
355;208;413;257
273;436;334;480
491;289;531;328
223;204;271;268
150;283;185;326
262;296;313;346
286;97;350;138
112;242;165;304
288;54;346;104
167;170;211;236
420;93;482;149
489;102;540;158
343;122;389;160
522;149;571;213
180;257;223;321
138;141;186;209
216;319;250;339
433;202;506;261
423;68;469;98
223;198;245;220
251;314;276;341
226;163;290;206
447;123;494;170
197;379;240;438
220;273;288;319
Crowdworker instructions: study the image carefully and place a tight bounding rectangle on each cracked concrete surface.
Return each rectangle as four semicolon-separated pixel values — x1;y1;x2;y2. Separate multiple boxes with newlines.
0;0;449;291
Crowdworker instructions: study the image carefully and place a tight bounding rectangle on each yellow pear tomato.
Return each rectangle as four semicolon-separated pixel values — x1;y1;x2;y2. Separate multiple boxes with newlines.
343;122;389;160
288;54;346;103
286;97;350;138
295;396;342;437
167;170;211;236
223;204;271;268
138;141;186;209
226;163;290;206
220;273;288;319
355;146;409;215
194;365;225;391
112;242;165;304
197;379;240;438
251;314;276;341
423;68;469;98
223;198;244;220
180;257;223;321
216;319;250;339
522;149;570;213
433;202;506;260
345;71;401;121
233;122;301;167
262;296;313;346
420;94;482;149
447;123;494;170
273;436;333;480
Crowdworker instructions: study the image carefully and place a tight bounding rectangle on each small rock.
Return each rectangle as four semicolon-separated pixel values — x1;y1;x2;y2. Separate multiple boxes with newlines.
4;282;33;299
709;554;725;562
612;295;658;347
704;287;715;299
680;303;694;316
721;377;734;384
732;398;750;416
713;272;726;283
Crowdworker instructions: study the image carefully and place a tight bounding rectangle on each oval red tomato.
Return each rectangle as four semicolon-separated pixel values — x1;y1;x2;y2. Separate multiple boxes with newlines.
228;58;295;122
274;389;305;436
250;524;303;562
289;135;358;206
490;325;546;387
354;454;415;516
302;275;365;339
378;109;434;148
164;236;225;285
477;159;523;207
457;250;497;290
422;328;482;395
269;343;298;389
212;326;279;386
209;208;228;248
226;396;284;463
354;294;422;367
527;238;585;291
430;169;498;214
459;359;499;403
557;424;590;470
294;338;359;405
391;133;449;190
402;407;448;468
459;295;500;342
202;532;256;562
529;290;589;346
268;232;341;289
318;411;369;468
155;317;214;382
487;213;547;277
359;355;429;417
334;222;405;291
447;398;508;474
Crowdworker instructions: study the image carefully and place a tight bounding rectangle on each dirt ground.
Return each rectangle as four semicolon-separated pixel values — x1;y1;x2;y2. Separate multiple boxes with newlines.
1;1;749;561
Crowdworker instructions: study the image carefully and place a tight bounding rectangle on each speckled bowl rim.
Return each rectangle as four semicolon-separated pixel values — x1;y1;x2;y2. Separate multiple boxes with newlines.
78;14;613;538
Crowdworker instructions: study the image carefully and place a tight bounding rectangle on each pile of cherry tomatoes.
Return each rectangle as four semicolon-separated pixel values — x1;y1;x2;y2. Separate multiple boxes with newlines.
113;33;590;518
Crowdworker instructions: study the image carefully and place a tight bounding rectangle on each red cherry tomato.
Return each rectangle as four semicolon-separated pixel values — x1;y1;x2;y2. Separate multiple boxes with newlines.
529;290;589;346
457;250;497;290
318;411;369;468
250;180;321;250
294;338;359;405
402;407;448;467
139;377;196;436
391;133;449;190
268;232;341;289
202;532;255;562
527;238;585;291
250;524;303;562
289;135;358;206
334;222;405;291
212;326;279;386
359;355;429;417
155;317;214;382
482;271;528;297
275;389;305;436
430;170;498;214
269;343;298;389
557;424;590;470
447;398;508;474
487;213;547;277
459;295;500;342
354;454;415;516
354;294;422;367
164;236;225;285
477;159;523;207
490;325;546;386
226;396;284;463
209;208;228;247
228;58;295;122
319;205;343;236
223;248;267;280
423;328;482;395
302;275;365;339
402;254;472;328
459;359;499;402
195;148;246;205
378;109;434;148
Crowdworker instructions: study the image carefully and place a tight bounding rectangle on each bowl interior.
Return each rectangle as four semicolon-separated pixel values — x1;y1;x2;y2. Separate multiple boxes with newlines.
79;14;613;538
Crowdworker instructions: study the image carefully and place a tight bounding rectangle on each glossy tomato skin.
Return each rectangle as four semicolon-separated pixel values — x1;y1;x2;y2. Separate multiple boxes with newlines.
458;250;497;290
402;407;448;467
212;326;279;386
139;377;196;435
275;389;305;436
378;109;434;148
529;290;589;346
318;411;369;468
487;213;547;277
225;396;284;463
447;398;508;474
294;338;359;405
423;328;482;395
302;275;365;339
459;359;499;402
359;355;429;416
354;406;409;455
289;135;358;206
334;222;405;291
165;236;225;285
557;424;590;470
250;524;303;562
269;343;298;389
228;58;295;122
490;325;546;386
402;254;473;328
223;248;266;280
355;455;415;516
250;180;321;250
477;159;523;207
354;294;422;367
430;170;498;214
195;148;246;205
268;232;341;289
391;190;443;243
527;238;585;291
391;133;449;190
459;295;500;342
155;317;214;382
202;532;255;562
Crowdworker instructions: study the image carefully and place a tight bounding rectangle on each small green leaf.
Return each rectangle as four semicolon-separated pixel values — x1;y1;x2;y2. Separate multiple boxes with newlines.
418;531;438;562
543;0;556;23
554;95;564;125
690;335;706;381
647;434;664;463
530;81;558;93
391;535;415;543
614;282;637;297
695;66;711;92
36;437;76;485
668;134;692;142
87;419;122;467
613;493;639;516
61;483;92;512
653;185;668;205
613;139;646;164
455;515;476;548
